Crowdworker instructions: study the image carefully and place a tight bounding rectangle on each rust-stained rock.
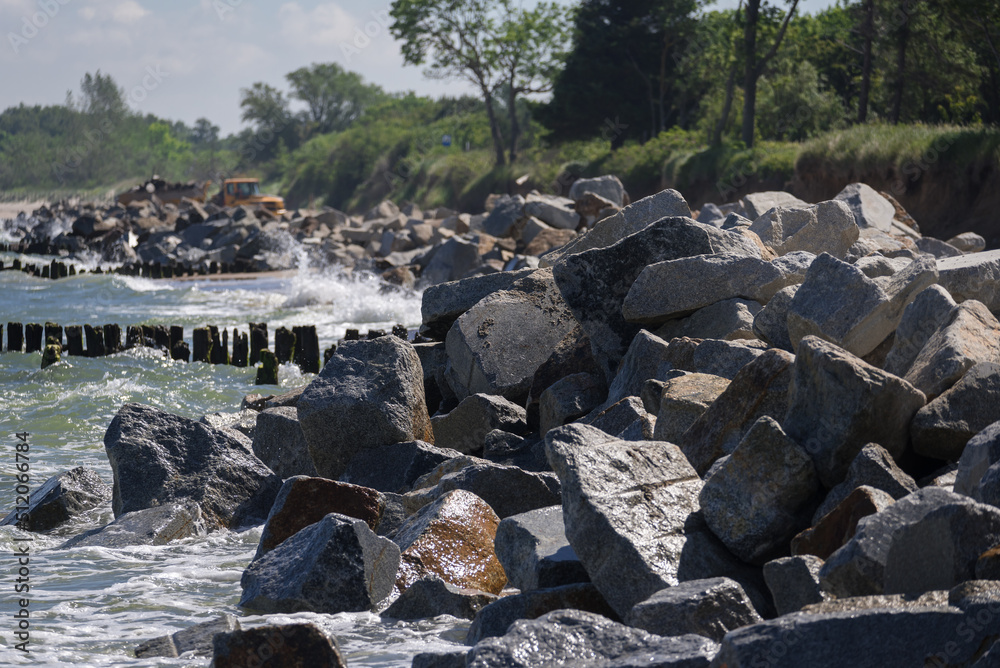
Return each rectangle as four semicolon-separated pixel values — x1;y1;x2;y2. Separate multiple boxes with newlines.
255;476;384;559
792;486;895;560
393;489;506;596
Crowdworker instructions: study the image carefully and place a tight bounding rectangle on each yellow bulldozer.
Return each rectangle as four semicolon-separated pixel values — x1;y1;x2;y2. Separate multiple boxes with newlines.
117;177;286;215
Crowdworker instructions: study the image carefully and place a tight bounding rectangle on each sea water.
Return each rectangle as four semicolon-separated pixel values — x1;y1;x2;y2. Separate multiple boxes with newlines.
0;248;469;666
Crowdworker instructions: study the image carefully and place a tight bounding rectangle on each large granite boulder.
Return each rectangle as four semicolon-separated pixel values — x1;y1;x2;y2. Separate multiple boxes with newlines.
254;476;385;559
679;349;794;476
394;489;507;596
494;505;590;592
420;268;536;339
762;554;826;615
749;199;858;258
298;336;433;480
251;406;317;479
467;609;719;668
212;623;346;668
103;403;280;530
954;422;1000;498
382;575;497;621
239;513;400;613
911;362;1000;461
626;577;762;642
811;443;918;522
653;373;731;443
700;417;821;565
783;337;925;487
820;487;1000;597
445;268;579;404
884;284;958;377
903;300;1000;400
938;249;1000;312
786;253;937;358
545;423;760;618
431;393;527;454
552;216;761;380
339;440;460;494
60;501;207;549
1;466;110;532
833;182;895;232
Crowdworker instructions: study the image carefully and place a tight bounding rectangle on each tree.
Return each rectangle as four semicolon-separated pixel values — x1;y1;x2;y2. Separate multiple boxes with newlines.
494;2;569;161
285;63;385;136
741;0;800;147
239;82;291;132
390;0;569;166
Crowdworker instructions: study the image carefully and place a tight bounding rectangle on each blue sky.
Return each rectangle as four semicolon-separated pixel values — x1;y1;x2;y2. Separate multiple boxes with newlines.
1;0;835;136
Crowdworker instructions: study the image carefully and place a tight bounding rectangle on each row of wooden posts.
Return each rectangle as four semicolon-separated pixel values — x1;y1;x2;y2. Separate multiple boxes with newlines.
2;321;410;384
0;253;250;280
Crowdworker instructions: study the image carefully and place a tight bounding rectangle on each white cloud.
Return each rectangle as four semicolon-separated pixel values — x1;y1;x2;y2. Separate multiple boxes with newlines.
112;0;148;24
79;7;97;20
277;2;357;47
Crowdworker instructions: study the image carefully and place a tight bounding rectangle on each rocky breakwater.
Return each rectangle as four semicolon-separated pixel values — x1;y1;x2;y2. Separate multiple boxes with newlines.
1;176;627;284
13;178;1000;666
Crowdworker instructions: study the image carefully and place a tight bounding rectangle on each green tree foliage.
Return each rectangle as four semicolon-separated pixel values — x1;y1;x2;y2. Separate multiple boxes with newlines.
390;0;569;166
285;62;386;136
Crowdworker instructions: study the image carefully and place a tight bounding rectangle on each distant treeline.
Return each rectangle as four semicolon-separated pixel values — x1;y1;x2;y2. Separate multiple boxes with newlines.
0;0;996;208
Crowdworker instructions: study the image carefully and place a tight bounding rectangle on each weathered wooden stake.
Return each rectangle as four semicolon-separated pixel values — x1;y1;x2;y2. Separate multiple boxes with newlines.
209;326;227;364
292;325;320;374
231;329;248;367
192;327;212;363
45;322;63;346
249;323;268;365
84;325;105;357
41;342;61;369
274;327;295;364
65;326;85;356
25;324;43;353
8;322;24;352
103;324;122;353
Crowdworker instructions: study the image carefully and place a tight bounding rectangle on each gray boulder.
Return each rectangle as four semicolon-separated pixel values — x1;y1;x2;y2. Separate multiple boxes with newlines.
583;396;657;441
710;602;990;668
623;254;795;325
431;393;527;454
420;268;536;338
466;583;617;644
135;614;239;659
654;298;762;343
749;199;858;258
61;501;207;549
552;188;691;261
820;487;1000;597
653;373;731;444
903;299;1000;400
783;337;925;487
884;284;958;377
340;440;460;494
812;443;918;523
103;403;280;530
252;407;317;479
545;423;760;618
552;216;761;381
468;609;719;668
569;175;627;207
912;363;1000;461
412;651;469;668
421;236;487;286
833;182;895;232
955;422;1000;498
947;232;986;254
383;576;497;621
938;248;1000;312
525;193;581;230
687;339;770;379
482;195;526;238
239;513;400;613
446;268;579;404
762;555;826;615
298;336;433;480
679;349;794;476
751;285;798;351
700;417;820;565
212;623;346;668
741;191;808;219
404;460;561;519
917;236;964;258
494;505;590;592
600;330;674;411
786;253;937;358
1;466;110;532
626;578;762;642
539;372;606;436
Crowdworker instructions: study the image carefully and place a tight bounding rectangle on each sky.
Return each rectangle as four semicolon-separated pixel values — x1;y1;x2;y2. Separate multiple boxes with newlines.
1;0;835;136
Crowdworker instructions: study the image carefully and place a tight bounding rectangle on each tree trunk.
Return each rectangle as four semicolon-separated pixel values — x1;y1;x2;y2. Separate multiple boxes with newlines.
741;0;761;148
890;16;910;124
858;0;874;123
714;60;739;146
482;87;507;166
507;77;519;163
